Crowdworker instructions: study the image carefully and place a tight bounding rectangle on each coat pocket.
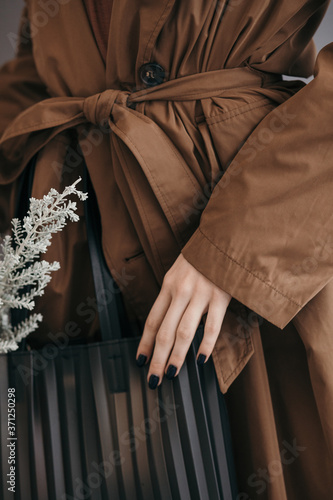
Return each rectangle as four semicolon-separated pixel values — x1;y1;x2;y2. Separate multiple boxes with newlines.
124;250;145;263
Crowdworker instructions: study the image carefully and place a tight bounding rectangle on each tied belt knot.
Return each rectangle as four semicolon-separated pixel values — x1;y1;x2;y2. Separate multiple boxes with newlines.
83;89;130;126
0;65;277;152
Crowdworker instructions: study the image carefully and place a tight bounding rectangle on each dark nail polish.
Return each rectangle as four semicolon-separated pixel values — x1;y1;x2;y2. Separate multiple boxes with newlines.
166;365;177;380
136;354;147;367
148;374;160;390
197;354;206;366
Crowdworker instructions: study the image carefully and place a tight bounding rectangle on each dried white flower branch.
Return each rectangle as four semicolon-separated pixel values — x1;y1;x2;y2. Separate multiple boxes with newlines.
0;178;88;353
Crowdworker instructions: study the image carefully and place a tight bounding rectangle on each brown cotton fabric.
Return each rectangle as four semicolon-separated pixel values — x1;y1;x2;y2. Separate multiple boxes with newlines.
1;1;333;498
83;0;112;62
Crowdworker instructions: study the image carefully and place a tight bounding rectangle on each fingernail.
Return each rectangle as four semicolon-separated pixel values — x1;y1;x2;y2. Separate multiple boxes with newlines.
166;365;177;380
136;354;147;367
197;354;206;366
148;374;159;390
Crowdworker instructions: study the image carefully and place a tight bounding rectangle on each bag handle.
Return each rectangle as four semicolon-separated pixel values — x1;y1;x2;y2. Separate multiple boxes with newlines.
12;155;128;347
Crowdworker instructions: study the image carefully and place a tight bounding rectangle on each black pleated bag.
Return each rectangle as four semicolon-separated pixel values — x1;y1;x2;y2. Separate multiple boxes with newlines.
0;156;239;500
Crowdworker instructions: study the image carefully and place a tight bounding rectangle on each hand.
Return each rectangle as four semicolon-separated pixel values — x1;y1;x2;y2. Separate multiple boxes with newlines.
136;253;231;389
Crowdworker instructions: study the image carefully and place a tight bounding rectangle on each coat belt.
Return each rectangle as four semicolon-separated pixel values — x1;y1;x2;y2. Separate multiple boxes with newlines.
0;66;277;245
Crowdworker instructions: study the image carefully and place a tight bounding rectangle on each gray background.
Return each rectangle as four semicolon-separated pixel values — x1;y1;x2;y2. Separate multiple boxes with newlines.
0;1;332;69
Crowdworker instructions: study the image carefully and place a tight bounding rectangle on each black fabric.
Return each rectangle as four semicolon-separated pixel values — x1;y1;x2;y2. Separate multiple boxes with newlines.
0;155;239;499
82;165;133;341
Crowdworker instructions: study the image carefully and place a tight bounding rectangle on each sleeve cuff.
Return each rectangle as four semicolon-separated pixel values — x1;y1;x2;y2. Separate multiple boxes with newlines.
181;226;302;329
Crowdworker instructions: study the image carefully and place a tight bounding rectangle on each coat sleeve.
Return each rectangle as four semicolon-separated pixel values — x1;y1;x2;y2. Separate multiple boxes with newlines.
0;3;49;231
181;42;333;329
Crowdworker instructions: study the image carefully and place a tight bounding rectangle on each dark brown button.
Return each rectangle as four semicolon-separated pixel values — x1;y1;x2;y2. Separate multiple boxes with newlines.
139;63;165;87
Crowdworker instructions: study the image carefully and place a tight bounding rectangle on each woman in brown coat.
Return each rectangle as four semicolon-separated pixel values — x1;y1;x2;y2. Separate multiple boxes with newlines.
1;1;333;498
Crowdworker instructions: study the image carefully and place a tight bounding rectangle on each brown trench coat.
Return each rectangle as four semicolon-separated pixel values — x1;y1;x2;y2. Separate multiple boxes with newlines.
1;1;333;498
